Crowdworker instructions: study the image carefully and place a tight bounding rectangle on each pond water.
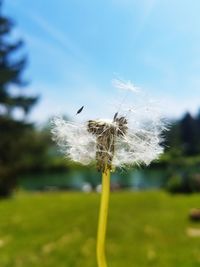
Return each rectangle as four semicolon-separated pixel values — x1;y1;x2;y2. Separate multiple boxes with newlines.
19;168;169;191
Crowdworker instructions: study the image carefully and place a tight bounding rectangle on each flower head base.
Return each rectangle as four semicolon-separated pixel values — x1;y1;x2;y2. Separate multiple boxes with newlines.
88;116;128;171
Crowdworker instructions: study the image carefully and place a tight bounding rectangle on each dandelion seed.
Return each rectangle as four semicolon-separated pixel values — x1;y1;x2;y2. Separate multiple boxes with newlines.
113;112;118;121
76;105;84;115
112;78;140;93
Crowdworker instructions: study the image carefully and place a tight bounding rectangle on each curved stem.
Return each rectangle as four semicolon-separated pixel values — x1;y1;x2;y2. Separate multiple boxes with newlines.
97;168;110;267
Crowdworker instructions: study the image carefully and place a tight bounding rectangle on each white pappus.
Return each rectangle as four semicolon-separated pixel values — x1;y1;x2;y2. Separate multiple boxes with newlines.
51;80;166;170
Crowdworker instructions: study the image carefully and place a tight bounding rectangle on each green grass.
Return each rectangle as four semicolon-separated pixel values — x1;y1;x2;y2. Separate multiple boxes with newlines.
0;191;200;267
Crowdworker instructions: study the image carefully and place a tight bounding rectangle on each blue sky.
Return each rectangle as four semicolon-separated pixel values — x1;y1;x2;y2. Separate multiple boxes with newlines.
4;0;200;123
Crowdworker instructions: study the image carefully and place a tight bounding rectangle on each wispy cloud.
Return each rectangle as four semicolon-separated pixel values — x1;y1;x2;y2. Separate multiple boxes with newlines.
111;0;157;45
8;1;87;63
27;13;86;62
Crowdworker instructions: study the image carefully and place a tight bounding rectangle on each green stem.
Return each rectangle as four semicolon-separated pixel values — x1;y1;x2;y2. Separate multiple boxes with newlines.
97;168;110;267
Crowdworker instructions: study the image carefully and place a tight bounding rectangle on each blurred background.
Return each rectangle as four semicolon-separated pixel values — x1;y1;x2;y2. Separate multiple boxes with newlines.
1;0;200;266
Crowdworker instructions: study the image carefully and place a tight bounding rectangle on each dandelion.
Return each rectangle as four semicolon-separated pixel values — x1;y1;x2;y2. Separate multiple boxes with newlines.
51;80;166;267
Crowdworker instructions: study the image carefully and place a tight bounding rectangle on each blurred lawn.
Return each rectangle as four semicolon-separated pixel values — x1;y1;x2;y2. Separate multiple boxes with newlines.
0;191;200;267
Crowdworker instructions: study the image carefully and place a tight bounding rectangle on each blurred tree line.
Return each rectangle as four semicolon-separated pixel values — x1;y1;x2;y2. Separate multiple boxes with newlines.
166;112;200;157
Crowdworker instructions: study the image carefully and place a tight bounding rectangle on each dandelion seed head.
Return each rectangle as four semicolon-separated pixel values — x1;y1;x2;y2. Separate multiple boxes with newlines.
51;80;166;170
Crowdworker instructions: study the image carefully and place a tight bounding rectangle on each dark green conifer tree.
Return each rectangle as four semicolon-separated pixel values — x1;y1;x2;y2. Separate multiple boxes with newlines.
0;0;37;196
180;112;198;156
